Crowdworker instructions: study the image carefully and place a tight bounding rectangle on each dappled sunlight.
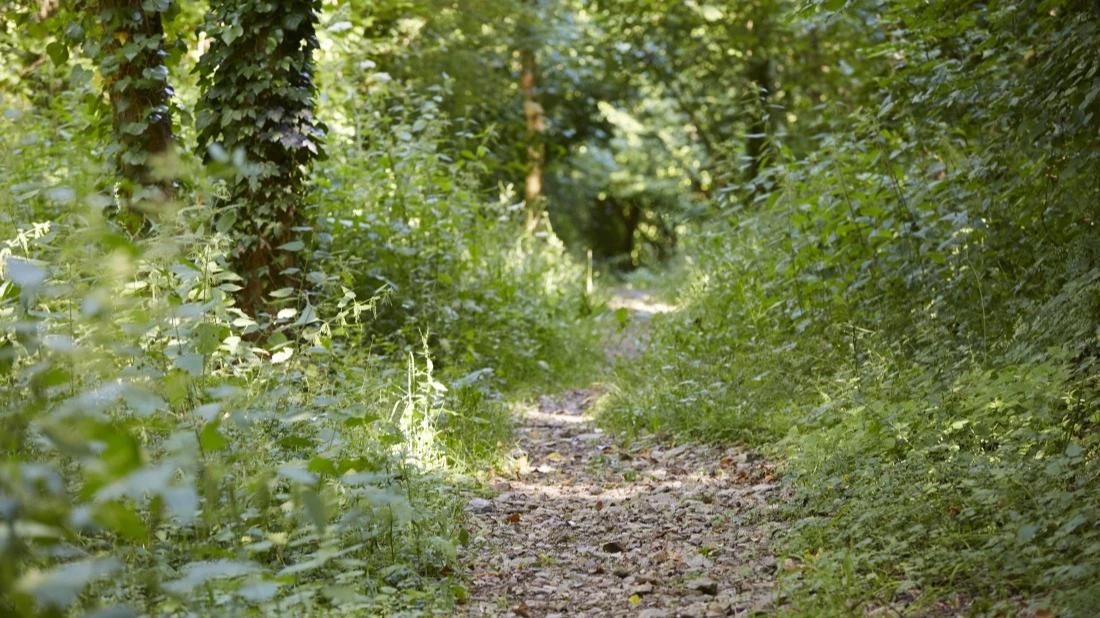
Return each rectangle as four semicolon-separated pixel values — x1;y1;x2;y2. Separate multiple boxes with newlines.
5;0;1097;614
459;387;785;617
607;291;677;317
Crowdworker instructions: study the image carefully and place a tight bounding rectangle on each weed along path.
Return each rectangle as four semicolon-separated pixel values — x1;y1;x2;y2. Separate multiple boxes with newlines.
457;290;785;618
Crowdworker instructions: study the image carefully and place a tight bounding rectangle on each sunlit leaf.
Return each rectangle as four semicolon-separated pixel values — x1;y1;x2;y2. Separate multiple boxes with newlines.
163;560;260;595
16;557;121;609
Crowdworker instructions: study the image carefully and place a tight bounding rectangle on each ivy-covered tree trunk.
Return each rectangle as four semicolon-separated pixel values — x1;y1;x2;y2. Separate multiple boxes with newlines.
195;0;325;316
85;0;178;233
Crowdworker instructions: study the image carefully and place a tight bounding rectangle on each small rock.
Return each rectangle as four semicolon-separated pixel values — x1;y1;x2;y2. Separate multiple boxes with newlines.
674;603;707;618
631;582;654;596
687;578;718;595
465;498;493;513
662;444;691;459
613;566;632;578
640;610;670;618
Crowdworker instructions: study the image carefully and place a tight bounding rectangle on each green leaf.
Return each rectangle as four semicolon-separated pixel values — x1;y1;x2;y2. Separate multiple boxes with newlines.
269;287;296;298
46;41;69;66
3;257;47;289
1017;524;1038;543
614;307;630;332
163;560;259;595
199;422;228;452
194;323;228;356
162;486;199;525
278;465;318;485
216;211;238;233
174;354;204;376
16;558;121;609
69;65;94;88
94;502;149;542
301;488;326;534
122;386;167;417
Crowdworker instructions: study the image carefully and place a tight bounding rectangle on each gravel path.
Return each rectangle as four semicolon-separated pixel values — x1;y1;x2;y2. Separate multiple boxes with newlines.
456;291;785;617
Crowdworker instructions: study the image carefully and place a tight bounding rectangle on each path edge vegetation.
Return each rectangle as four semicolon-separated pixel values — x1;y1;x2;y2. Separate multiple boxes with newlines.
0;1;603;615
1;0;1098;616
599;1;1100;616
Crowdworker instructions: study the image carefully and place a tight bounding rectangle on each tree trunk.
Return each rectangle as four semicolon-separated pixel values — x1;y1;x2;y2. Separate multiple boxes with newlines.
743;51;772;198
195;0;325;317
521;46;545;233
90;0;178;233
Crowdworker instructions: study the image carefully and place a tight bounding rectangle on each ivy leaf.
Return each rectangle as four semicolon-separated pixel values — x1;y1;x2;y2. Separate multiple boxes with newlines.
46;41;69;66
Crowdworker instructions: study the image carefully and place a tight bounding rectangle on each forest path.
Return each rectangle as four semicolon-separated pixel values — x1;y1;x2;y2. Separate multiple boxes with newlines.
457;290;784;618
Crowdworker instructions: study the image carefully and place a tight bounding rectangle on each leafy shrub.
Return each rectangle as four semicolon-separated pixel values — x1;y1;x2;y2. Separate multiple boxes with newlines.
315;79;601;389
0;38;595;615
601;6;1100;604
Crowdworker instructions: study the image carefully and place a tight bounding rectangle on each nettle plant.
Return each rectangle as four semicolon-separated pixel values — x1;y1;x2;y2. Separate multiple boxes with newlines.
0;194;467;616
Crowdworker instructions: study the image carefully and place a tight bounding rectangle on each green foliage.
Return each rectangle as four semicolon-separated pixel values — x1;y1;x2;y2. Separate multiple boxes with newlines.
313;72;601;388
0;4;603;614
603;0;1100;613
0;140;477;615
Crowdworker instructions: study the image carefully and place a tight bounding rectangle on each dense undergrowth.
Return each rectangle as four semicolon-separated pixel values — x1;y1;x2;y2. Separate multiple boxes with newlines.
0;43;599;618
6;0;1100;615
602;1;1100;615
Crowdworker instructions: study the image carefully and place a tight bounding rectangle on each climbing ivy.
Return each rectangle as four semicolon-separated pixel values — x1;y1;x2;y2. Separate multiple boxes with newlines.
194;0;325;315
79;0;182;232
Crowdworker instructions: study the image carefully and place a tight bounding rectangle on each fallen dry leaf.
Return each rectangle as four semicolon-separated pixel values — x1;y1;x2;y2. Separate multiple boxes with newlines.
454;297;789;618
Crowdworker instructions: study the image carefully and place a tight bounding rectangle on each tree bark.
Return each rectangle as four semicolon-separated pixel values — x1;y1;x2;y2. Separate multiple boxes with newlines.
521;46;545;233
743;51;772;198
92;0;177;233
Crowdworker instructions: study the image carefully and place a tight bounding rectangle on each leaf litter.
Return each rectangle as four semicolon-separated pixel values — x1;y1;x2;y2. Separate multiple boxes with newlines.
458;290;787;617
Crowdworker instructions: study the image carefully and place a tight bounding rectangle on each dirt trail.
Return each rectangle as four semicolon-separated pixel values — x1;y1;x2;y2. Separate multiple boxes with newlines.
458;290;784;618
